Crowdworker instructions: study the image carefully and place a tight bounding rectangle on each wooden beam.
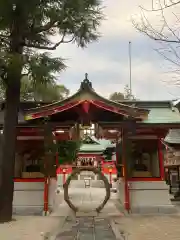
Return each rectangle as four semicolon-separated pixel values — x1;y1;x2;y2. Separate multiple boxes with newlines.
99;122;180;129
25;101;81;120
14;121;75;129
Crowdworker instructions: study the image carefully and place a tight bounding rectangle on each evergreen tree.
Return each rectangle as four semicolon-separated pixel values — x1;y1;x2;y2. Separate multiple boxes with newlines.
109;92;124;101
20;76;70;101
0;0;103;222
0;76;69;101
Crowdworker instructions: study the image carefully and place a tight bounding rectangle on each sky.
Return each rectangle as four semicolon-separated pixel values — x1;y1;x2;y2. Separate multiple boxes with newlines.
53;0;180;100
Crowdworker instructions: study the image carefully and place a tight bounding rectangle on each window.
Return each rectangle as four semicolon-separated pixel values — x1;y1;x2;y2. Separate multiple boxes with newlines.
128;139;160;178
14;140;44;178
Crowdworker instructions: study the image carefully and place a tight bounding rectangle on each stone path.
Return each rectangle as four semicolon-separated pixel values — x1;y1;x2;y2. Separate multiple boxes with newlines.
55;217;117;240
68;184;121;215
2;181;180;239
50;184;123;239
3;179;180;240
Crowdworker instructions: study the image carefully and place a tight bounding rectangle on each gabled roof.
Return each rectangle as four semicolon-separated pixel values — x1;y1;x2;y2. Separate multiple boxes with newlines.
143;108;180;124
117;100;180;124
81;135;99;145
79;136;114;153
79;144;105;153
172;99;180;108
24;74;149;121
0;76;180;126
165;129;180;144
92;137;116;148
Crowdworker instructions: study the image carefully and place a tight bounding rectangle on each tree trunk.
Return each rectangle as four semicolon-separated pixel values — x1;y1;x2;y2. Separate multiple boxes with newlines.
0;65;21;223
0;3;25;222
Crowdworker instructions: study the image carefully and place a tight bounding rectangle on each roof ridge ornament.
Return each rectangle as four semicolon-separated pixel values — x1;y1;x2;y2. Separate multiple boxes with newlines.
80;73;92;90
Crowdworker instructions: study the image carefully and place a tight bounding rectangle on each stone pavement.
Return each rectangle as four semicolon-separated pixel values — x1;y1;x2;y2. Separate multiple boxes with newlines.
2;182;180;239
55;216;117;240
50;185;124;239
50;184;180;240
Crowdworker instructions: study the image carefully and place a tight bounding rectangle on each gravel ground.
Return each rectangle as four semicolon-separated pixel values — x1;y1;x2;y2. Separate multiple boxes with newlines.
113;215;180;240
2;184;180;240
0;216;64;240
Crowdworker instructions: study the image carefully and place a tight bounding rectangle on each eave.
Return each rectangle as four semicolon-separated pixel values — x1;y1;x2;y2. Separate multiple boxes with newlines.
24;75;149;121
98;121;180;129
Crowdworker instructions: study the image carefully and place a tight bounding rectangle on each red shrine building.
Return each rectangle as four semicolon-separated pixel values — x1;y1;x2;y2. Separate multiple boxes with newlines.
3;74;180;215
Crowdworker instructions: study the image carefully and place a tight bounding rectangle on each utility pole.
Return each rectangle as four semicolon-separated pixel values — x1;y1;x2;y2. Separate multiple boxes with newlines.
128;41;132;97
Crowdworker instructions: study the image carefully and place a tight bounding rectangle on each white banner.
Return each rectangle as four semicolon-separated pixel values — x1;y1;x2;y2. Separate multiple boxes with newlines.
164;158;180;166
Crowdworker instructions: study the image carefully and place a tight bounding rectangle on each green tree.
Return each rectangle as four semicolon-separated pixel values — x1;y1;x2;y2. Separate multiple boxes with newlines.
0;0;103;222
0;82;5;100
20;77;69;101
109;85;136;101
109;92;124;101
0;76;70;101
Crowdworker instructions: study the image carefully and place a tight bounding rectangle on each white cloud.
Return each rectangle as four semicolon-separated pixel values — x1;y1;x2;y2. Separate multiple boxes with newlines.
93;60;165;99
53;0;180;100
101;0;146;38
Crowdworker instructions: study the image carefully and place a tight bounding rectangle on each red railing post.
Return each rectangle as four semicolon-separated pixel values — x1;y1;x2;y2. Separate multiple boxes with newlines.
43;177;49;215
122;129;130;211
63;169;66;184
158;138;165;180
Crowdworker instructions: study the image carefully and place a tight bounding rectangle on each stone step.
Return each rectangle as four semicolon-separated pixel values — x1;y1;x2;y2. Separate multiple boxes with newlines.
69;180;85;188
69;180;105;188
76;211;98;217
80;171;95;176
91;180;105;188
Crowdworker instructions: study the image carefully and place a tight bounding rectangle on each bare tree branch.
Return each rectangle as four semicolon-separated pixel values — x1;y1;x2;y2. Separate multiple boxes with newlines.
159;1;180;41
133;0;180;43
133;0;180;87
143;0;180;12
151;38;179;43
33;20;58;34
32;0;66;34
155;47;180;67
24;34;75;50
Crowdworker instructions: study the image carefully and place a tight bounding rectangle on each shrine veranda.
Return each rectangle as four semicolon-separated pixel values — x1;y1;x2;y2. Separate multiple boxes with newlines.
3;76;180;215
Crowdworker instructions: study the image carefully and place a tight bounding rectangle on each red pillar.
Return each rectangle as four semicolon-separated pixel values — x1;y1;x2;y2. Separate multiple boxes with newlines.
63;169;66;184
55;136;59;180
55;152;58;180
122;129;130;211
109;170;112;185
158;138;165;180
116;136;119;165
43;177;49;214
55;134;58;180
56;152;58;167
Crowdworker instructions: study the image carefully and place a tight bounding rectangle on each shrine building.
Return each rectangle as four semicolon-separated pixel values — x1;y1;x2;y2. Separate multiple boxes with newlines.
2;74;180;214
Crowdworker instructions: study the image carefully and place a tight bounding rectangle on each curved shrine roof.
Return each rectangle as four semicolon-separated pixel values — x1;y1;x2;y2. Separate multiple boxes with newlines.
24;74;149;122
0;75;180;126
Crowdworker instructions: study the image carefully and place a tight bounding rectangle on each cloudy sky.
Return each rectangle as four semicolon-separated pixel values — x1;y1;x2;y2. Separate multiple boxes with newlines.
53;0;180;100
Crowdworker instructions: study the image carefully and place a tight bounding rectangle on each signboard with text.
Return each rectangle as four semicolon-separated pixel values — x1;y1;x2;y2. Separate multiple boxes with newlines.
164;158;180;166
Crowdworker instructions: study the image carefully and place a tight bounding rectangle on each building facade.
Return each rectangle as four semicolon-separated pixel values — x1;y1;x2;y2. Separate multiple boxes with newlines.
1;75;180;214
